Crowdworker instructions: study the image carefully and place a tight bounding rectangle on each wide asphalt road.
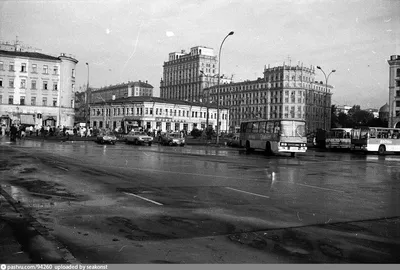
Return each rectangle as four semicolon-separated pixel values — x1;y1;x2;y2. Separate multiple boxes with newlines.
1;138;399;263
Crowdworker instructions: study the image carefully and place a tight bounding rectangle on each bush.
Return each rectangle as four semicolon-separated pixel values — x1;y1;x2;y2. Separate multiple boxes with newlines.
190;128;202;138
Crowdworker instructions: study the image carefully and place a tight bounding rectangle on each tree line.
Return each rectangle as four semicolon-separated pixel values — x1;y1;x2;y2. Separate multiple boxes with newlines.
331;105;388;128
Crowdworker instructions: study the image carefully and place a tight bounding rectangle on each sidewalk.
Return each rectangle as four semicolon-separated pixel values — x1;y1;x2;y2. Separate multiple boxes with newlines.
0;186;79;264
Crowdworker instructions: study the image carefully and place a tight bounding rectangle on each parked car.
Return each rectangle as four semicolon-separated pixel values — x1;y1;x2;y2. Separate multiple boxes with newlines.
126;130;153;146
226;134;240;147
159;132;185;146
96;130;117;144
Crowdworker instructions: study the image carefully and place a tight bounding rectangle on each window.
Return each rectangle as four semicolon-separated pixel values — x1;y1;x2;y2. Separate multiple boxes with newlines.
145;108;149;115
31;80;36;89
9;62;14;71
0;95;2;103
53;66;58;75
32;64;37;73
396;101;400;107
42;97;47;106
53;83;58;91
53;99;57;107
20;79;26;88
9;79;14;88
150;108;153;115
72;69;75;78
0;61;3;70
43;65;48;74
21;63;26;72
9;96;13;104
43;81;48;90
397;68;400;78
397;81;400;87
20;96;25;105
0;78;2;87
31;97;36;105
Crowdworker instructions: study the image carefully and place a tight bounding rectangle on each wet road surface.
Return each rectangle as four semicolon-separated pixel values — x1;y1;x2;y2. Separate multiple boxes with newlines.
1;138;399;263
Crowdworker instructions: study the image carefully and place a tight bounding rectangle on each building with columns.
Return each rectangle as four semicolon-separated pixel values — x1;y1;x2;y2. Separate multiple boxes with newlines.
89;96;228;133
388;55;400;128
0;42;78;130
204;63;333;134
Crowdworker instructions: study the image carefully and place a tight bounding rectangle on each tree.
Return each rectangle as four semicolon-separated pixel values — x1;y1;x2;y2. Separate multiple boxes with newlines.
331;105;340;128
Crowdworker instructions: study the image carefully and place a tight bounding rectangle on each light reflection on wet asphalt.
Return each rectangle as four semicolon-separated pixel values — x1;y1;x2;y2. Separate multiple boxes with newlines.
2;138;400;263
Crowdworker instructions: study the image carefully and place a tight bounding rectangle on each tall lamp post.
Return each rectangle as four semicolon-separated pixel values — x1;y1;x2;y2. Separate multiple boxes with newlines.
316;66;335;131
216;31;234;145
86;62;90;124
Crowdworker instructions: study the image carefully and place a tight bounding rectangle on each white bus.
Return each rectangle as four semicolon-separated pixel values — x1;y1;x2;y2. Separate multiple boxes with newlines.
326;128;352;150
351;127;400;155
239;119;307;157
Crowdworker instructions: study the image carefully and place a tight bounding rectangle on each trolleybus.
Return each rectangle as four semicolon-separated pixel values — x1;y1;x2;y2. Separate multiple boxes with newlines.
239;119;307;157
351;126;400;155
326;128;352;150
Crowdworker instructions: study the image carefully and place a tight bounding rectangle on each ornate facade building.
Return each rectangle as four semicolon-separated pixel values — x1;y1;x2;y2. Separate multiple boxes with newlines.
388;55;400;128
0;41;78;129
204;63;333;134
89;96;228;133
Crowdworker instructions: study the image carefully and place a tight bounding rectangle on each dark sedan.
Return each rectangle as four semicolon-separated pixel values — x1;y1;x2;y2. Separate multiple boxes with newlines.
159;132;185;146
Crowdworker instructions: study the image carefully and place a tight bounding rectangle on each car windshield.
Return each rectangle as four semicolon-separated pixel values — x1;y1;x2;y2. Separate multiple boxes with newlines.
170;133;180;138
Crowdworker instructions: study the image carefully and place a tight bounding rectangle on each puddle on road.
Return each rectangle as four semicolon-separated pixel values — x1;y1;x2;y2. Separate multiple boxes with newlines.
227;218;400;263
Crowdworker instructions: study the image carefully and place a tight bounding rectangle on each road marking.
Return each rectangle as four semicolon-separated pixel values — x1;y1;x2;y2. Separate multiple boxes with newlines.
225;187;270;199
55;166;69;171
123;192;163;206
294;183;345;193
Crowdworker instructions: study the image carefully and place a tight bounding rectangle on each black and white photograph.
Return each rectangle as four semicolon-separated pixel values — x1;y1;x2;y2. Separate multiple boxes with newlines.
0;0;399;266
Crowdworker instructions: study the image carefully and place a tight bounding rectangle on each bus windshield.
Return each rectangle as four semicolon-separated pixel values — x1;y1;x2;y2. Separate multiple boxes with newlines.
280;121;306;137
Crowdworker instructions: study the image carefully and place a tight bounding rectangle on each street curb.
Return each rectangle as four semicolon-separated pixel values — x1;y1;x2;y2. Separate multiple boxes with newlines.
0;187;80;264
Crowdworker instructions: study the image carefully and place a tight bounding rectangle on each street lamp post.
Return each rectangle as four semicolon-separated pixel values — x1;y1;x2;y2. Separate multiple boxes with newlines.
316;66;336;131
86;62;90;124
216;31;234;145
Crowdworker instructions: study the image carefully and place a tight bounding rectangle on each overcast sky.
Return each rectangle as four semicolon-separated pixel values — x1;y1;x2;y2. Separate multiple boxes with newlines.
1;0;399;108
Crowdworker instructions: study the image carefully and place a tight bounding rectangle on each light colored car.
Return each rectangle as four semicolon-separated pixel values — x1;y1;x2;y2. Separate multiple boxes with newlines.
96;130;117;144
159;132;185;146
126;130;153;146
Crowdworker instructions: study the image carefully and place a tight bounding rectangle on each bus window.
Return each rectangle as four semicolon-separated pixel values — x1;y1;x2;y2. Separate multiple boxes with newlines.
253;122;260;133
259;121;266;134
246;122;253;133
273;121;281;134
266;122;274;134
369;128;376;138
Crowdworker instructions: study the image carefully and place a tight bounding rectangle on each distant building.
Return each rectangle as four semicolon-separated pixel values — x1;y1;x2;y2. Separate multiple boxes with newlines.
160;46;233;102
388;55;400;128
0;40;78;129
379;103;390;123
204;63;334;134
89;96;228;133
335;105;352;115
91;80;153;103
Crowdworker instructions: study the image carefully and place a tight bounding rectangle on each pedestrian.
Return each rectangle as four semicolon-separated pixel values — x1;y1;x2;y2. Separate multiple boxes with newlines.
10;124;17;142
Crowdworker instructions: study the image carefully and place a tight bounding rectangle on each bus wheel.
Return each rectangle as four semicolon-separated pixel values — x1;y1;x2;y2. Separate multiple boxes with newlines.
291;152;295;157
378;145;386;155
245;141;253;152
265;142;272;155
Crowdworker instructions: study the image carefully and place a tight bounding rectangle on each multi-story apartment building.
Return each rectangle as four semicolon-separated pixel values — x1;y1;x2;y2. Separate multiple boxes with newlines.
388;55;400;128
204;63;333;134
89;96;228;133
160;46;219;102
91;80;153;103
0;42;78;129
